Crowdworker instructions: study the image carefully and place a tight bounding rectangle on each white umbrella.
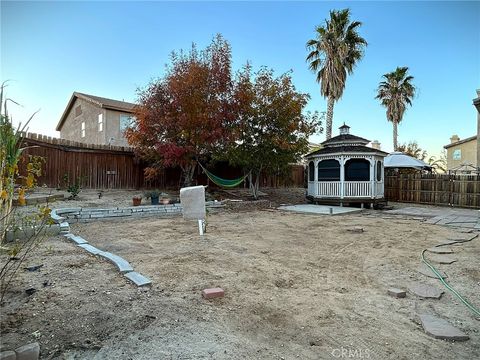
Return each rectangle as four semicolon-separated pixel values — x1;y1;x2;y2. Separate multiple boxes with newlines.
384;152;432;170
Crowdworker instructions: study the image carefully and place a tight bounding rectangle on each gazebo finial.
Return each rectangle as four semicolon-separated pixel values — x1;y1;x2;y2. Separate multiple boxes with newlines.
339;123;350;135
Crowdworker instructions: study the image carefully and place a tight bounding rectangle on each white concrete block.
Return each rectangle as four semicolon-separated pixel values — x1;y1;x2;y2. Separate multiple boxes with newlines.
180;186;206;220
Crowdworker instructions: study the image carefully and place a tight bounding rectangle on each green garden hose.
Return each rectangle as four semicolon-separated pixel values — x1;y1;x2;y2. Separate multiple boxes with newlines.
421;248;480;317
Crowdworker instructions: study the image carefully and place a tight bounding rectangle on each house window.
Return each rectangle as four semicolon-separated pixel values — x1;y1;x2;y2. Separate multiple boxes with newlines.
345;159;370;181
120;114;134;132
376;161;382;181
452;149;461;160
98;114;103;132
318;159;340;181
75;105;82;117
81;122;85;138
308;161;314;181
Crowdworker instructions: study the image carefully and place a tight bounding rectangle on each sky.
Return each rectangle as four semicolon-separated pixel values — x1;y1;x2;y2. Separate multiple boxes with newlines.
1;1;479;157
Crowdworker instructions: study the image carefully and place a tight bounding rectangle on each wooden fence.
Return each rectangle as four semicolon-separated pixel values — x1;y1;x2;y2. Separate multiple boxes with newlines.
19;134;305;190
385;173;480;208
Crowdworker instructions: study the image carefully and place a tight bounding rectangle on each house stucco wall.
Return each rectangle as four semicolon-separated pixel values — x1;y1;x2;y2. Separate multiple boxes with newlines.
59;98;131;146
104;109;131;147
445;138;477;170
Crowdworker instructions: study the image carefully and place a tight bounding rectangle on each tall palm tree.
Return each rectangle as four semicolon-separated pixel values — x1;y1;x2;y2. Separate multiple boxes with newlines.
306;9;367;140
376;67;416;151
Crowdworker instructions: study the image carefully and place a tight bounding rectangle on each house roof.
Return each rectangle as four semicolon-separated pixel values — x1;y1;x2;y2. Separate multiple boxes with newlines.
307;145;388;157
56;92;137;131
444;135;477;149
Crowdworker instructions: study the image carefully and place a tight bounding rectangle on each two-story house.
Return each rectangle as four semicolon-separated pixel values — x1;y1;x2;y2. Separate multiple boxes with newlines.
56;92;136;146
444;90;480;173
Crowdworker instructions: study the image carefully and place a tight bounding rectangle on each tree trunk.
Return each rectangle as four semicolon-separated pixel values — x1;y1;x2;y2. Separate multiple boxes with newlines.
181;163;196;187
392;120;398;151
326;96;335;140
250;168;262;200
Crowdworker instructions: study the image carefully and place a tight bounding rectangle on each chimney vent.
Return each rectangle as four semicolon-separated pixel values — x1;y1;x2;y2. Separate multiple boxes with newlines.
339;123;350;135
450;135;460;144
371;140;381;150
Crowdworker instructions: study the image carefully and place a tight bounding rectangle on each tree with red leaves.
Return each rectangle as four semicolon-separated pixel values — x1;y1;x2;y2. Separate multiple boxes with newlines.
126;34;236;186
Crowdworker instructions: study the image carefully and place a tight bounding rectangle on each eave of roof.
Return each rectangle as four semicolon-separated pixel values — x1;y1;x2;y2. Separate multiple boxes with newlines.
56;92;136;131
306;145;388;157
444;135;477;149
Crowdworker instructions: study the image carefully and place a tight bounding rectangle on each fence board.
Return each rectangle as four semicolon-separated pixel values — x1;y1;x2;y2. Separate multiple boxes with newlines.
19;135;305;190
386;174;480;209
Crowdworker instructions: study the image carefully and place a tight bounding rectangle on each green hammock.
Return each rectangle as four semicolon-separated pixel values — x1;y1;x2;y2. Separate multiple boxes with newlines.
198;163;250;188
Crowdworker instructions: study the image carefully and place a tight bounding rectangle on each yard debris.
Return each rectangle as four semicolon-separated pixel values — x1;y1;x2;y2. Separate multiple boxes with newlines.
25;288;36;296
24;264;43;272
347;226;364;233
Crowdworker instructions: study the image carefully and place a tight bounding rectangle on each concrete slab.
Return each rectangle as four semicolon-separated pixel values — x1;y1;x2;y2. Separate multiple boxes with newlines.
408;283;444;299
417;263;447;279
419;314;469;341
124;271;152;287
180;186;206;220
277;204;362;215
97;251;133;273
77;243;102;255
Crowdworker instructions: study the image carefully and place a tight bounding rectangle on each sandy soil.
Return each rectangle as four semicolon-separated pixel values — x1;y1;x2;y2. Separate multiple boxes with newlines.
1;201;479;359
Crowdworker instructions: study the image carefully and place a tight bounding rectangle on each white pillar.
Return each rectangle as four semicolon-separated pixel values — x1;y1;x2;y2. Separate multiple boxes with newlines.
340;156;345;199
369;156;376;199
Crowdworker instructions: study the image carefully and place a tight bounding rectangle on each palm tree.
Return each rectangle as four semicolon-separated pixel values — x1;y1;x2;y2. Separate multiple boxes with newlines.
306;9;367;140
376;67;416;151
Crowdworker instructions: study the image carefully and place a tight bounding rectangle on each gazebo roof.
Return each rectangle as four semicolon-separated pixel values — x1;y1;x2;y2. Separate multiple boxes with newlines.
307;124;386;157
307;145;388;157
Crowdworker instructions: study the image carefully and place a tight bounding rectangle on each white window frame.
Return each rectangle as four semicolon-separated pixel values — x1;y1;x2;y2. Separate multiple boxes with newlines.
81;122;85;138
98;113;103;132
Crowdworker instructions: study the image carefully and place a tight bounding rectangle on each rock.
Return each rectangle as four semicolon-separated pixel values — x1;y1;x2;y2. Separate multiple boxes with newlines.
408;283;444;299
202;288;225;299
417;263;447;279
25;288;36;296
427;247;453;254
15;342;40;360
347;227;364;233
387;288;406;298
428;255;457;265
0;351;16;360
24;265;43;272
419;314;469;341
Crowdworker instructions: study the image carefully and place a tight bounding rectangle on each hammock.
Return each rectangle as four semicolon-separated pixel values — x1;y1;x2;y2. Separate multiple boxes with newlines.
198;163;250;188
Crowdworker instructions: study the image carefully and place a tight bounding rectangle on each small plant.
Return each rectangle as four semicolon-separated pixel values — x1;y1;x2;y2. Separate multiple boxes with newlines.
133;194;142;200
143;190;164;199
63;173;83;200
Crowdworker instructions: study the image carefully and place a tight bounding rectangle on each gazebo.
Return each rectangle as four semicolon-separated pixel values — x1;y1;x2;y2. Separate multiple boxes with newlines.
306;124;388;207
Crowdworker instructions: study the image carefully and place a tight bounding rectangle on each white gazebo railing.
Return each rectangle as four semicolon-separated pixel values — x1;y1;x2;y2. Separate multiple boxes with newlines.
317;181;341;197
344;181;371;197
309;181;384;198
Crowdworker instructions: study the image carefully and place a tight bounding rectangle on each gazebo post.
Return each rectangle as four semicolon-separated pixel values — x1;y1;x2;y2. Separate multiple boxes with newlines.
340;156;345;200
369;156;375;199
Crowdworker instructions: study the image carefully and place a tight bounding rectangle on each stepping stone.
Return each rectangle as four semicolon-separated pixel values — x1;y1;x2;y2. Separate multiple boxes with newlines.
427;247;453;254
435;240;460;247
64;233;88;245
408;283;444;299
419;314;469;341
97;251;133;273
417;263;447;279
428;255;457;265
124;271;152;287
77;243;102;255
387;288;406;298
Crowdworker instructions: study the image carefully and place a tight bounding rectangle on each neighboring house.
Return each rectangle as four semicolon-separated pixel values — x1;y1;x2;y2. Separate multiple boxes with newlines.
443;90;480;173
444;135;477;173
56;92;136;147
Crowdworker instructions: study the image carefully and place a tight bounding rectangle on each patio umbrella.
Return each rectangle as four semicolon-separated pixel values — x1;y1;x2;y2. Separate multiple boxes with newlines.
384;152;432;170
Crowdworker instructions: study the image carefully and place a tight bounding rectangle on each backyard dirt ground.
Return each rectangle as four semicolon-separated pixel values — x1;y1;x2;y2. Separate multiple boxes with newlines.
1;189;479;359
